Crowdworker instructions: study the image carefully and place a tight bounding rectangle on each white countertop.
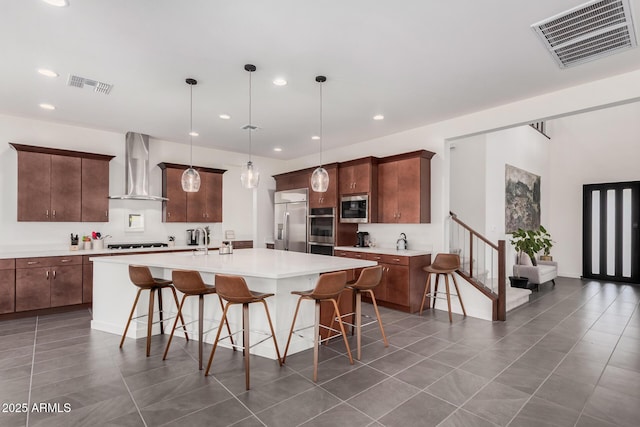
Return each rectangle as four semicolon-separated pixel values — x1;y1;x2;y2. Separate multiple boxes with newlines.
0;244;218;259
334;246;431;257
92;248;376;279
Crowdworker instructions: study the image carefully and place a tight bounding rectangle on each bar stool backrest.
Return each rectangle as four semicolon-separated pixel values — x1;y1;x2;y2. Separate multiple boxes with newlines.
431;253;461;271
129;265;156;288
310;270;347;300
215;274;254;303
353;265;383;290
171;269;207;293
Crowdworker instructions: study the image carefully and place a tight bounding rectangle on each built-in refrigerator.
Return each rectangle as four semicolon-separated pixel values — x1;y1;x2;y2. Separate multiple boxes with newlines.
274;188;308;252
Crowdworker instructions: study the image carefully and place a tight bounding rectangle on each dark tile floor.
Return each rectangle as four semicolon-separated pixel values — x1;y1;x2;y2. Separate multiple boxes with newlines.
1;276;639;426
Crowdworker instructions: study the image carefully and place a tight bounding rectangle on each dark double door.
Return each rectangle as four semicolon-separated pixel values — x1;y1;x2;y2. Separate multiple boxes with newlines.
583;181;640;283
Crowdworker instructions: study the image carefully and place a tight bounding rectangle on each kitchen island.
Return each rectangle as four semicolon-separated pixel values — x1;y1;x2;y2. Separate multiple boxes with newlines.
91;248;376;359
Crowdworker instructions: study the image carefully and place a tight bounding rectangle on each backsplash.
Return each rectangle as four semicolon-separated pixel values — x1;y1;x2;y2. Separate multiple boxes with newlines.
356;223;436;251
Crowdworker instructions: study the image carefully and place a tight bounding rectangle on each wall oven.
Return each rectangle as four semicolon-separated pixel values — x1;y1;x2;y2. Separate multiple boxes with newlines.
308;207;335;256
340;195;369;223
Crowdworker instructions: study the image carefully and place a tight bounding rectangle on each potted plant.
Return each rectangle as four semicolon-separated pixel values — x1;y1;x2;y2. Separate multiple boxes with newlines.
168;235;176;247
509;227;543;288
538;226;553;261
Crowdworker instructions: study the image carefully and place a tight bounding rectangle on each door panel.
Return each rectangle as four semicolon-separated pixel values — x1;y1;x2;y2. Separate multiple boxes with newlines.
51;155;81;221
287;201;307;253
583;181;640;283
81;158;110;222
17;151;50;221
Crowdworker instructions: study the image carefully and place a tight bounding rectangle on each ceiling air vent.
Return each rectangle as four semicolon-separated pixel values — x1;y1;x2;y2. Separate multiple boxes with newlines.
531;0;637;68
67;74;113;94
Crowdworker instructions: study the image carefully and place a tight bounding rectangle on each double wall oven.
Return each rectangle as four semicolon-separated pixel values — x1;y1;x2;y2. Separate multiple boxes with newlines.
308;207;335;256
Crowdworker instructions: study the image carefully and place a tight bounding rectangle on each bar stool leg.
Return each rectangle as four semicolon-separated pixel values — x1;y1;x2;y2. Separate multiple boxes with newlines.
366;289;388;348
163;295;187;360
331;298;354;365
451;274;467;316
282;297;304;363
158;288;164;335
146;288;155;357
243;303;250;389
261;300;282;365
204;303;231;376
120;288;143;349
169;287;189;341
432;274;441;309
444;274;453;322
198;295;204;370
419;273;432;315
219;295;235;349
355;291;362;360
313;300;321;382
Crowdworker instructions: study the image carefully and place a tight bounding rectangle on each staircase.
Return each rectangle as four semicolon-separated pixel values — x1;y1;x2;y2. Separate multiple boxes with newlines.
447;212;531;321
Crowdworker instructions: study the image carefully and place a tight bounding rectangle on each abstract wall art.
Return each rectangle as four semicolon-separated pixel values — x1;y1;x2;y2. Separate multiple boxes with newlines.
505;164;540;233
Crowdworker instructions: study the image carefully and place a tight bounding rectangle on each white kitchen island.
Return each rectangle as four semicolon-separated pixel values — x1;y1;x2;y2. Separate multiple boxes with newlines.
91;248;376;359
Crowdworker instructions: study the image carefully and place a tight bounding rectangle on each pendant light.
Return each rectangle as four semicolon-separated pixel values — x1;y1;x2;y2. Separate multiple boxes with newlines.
181;78;201;192
311;75;329;192
240;64;260;189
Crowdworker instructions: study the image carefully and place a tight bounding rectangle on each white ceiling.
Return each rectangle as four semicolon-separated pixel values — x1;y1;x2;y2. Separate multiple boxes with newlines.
2;0;640;159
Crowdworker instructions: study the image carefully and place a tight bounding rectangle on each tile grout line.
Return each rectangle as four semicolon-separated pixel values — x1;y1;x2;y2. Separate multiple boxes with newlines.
25;316;38;427
117;366;149;427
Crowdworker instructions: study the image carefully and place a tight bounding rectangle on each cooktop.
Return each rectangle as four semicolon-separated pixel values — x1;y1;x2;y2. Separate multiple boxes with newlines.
107;242;168;250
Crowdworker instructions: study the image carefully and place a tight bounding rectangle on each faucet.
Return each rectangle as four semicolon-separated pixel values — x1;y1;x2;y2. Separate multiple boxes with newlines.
196;227;208;255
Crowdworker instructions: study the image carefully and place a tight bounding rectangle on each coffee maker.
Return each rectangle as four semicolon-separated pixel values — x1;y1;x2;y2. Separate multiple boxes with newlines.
186;229;200;246
356;231;370;247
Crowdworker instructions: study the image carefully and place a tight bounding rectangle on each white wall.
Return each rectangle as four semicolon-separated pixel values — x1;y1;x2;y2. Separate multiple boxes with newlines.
0;114;284;250
548;101;640;278
449;134;487;233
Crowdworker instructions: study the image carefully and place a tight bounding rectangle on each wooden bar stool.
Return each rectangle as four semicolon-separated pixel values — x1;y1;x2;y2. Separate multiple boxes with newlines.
205;274;282;390
419;253;467;322
163;270;233;370
283;270;353;382
330;266;388;360
120;265;186;357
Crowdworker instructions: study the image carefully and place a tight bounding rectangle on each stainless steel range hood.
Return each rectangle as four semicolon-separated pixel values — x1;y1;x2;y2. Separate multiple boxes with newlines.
109;132;168;201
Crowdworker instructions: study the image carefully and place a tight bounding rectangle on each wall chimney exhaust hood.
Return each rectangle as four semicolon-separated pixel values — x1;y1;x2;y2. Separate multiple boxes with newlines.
109;132;168;201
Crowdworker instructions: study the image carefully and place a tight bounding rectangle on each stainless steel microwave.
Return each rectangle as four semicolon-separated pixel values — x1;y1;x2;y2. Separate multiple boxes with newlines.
340;195;369;223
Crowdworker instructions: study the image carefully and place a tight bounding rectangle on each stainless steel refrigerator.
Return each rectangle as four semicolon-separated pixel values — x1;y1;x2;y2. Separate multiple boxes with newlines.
274;188;308;252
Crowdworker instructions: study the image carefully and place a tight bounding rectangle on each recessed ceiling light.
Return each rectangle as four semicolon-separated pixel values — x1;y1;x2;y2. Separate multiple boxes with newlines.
273;147;283;152
42;0;69;7
273;78;287;86
37;68;58;77
188;131;199;137
39;103;55;110
311;135;320;140
219;114;231;120
373;114;384;121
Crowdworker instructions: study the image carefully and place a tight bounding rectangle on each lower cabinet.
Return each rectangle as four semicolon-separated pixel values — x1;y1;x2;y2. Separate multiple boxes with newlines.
15;256;83;312
335;250;431;313
0;259;16;314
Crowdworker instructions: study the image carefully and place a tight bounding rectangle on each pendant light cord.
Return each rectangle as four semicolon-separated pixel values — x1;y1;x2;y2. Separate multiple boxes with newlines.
189;82;194;168
248;68;253;163
319;80;323;168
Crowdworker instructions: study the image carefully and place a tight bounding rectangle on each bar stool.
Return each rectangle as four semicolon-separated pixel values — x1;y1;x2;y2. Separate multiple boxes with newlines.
163;270;233;370
419;253;467;322
120;265;185;357
330;266;388;360
283;270;353;382
205;274;282;390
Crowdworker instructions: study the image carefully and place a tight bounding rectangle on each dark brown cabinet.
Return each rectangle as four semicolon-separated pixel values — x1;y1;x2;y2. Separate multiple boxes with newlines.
378;150;434;223
159;163;226;223
81;157;111;222
309;164;338;209
339;158;377;195
15;256;82;312
10;144;114;222
273;169;310;192
0;259;16;314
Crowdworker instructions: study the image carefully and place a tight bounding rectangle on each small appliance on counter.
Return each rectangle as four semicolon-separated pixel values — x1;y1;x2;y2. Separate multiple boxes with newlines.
186;229;200;246
396;233;407;250
356;231;370;247
219;241;233;254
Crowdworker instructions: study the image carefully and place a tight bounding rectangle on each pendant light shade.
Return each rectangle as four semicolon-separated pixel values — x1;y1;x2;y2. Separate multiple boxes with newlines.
182;78;201;192
241;64;260;189
311;75;329;193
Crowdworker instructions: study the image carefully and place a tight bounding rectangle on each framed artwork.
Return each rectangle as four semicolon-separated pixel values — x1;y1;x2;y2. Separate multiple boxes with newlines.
505;164;540;233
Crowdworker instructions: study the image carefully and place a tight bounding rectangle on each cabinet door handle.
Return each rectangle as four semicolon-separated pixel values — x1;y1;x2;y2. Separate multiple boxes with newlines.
168;212;171;218
27;261;39;265
61;259;71;263
203;213;206;218
53;270;56;279
52;210;56;217
46;209;49;218
46;270;49;279
393;258;400;262
105;210;108;218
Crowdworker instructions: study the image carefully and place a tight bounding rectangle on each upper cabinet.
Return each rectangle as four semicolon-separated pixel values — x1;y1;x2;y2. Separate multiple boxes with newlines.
378;150;435;223
158;163;226;223
10;144;114;222
339;157;377;195
273;169;310;192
